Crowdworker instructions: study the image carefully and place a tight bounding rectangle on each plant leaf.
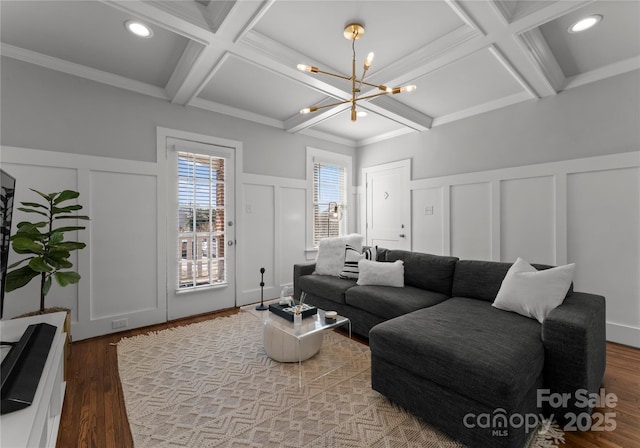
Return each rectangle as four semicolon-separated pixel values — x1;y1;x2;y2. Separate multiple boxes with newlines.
17;221;47;229
54;271;81;287
20;202;48;209
7;257;33;269
28;257;53;273
11;236;44;254
52;226;86;233
42;276;53;296
53;190;80;204
30;189;54;201
5;266;40;292
53;205;83;214
49;232;64;245
54;215;90;220
51;241;86;251
17;207;49;217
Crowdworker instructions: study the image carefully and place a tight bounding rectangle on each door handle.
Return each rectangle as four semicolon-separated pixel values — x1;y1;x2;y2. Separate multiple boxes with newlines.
399;234;405;238
227;240;234;246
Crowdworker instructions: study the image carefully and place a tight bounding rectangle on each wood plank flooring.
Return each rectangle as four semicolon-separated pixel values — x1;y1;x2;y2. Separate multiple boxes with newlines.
57;308;639;448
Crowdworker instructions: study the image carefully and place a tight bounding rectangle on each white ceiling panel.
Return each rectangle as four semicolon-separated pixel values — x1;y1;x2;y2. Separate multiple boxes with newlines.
0;0;189;87
396;48;527;118
198;56;328;121
311;109;406;142
252;0;466;77
539;1;640;77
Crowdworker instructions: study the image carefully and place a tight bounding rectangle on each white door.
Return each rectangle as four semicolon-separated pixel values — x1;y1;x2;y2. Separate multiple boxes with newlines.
166;138;236;320
364;160;411;250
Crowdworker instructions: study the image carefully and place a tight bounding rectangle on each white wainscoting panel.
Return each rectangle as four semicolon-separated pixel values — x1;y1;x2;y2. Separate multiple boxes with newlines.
408;152;639;347
89;171;158;319
567;167;640;347
1;146;165;340
411;187;444;255
279;187;307;286
236;174;310;306
500;176;555;264
450;182;492;260
240;183;275;304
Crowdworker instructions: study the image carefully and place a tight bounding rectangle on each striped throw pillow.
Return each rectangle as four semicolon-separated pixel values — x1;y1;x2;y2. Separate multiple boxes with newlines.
339;245;377;279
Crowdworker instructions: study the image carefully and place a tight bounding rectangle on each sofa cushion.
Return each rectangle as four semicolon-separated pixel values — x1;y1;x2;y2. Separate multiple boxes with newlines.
315;234;363;276
346;285;448;320
298;274;356;305
357;259;404;287
383;250;458;296
369;297;544;410
493;257;575;323
452;259;569;303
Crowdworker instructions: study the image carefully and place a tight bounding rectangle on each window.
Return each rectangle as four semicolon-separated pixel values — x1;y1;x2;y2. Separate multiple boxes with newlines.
177;151;226;289
307;148;351;248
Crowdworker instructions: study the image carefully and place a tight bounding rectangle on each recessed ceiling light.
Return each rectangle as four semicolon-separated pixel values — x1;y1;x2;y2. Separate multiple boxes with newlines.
125;20;153;38
568;15;602;33
357;111;368;118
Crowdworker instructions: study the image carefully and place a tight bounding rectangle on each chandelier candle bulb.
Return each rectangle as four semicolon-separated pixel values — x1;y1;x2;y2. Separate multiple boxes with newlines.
364;52;374;69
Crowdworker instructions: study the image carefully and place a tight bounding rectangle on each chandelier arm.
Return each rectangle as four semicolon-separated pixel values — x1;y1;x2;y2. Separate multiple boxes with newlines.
303;99;352;114
351;91;391;102
359;80;390;91
313;69;353;82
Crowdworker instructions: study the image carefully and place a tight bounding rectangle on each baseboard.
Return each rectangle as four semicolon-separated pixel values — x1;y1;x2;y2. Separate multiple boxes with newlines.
606;321;640;348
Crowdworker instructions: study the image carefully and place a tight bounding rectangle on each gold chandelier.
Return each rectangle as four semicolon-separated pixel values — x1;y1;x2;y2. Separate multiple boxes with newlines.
297;23;416;122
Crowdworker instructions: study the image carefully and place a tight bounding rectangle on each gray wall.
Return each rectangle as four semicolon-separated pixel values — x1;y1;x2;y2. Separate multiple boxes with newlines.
0;57;355;179
357;70;640;181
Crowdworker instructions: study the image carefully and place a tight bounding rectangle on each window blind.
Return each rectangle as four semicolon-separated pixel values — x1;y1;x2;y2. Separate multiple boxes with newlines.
177;151;226;289
313;161;347;246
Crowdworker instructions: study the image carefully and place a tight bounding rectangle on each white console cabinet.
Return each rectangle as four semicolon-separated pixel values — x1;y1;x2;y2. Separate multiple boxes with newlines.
1;312;67;448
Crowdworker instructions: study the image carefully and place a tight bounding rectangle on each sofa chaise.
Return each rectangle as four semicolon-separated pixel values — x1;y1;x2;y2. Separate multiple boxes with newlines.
293;247;606;448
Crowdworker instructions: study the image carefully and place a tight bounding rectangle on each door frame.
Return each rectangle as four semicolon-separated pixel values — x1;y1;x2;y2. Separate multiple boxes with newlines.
362;159;412;250
157;127;243;320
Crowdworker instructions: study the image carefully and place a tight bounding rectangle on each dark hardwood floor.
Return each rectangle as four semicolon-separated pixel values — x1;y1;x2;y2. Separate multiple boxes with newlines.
57;308;639;448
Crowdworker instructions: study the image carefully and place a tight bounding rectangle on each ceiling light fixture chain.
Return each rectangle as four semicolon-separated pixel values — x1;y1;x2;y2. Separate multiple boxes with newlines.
297;22;416;122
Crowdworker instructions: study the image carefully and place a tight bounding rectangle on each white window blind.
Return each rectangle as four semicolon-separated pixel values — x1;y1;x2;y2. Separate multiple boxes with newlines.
177;151;226;289
313;161;347;246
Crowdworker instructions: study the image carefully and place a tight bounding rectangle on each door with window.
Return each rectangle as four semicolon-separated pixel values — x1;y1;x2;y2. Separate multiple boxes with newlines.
167;138;235;320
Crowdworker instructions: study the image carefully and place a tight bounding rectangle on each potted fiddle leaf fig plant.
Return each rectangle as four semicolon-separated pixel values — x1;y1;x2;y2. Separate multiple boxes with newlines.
5;189;89;314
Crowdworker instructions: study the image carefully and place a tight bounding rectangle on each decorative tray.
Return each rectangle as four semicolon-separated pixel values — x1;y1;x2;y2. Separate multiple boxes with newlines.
268;303;317;322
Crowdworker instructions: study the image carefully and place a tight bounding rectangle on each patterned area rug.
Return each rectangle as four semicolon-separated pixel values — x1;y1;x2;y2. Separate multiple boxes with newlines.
117;311;563;448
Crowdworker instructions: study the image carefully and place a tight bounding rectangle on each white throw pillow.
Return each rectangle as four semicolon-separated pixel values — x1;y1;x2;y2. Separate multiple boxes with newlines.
492;257;575;323
357;259;404;288
339;245;377;279
315;234;363;276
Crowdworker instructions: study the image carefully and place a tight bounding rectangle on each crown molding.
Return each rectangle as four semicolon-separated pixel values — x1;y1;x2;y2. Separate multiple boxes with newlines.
357;127;417;147
432;91;534;127
189;97;283;129
0;43;169;100
562;57;640;91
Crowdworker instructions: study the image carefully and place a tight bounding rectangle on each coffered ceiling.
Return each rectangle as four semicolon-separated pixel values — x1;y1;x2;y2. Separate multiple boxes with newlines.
1;0;638;147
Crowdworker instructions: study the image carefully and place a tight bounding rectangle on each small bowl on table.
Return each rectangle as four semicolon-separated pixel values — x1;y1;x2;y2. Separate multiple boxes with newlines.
325;311;337;323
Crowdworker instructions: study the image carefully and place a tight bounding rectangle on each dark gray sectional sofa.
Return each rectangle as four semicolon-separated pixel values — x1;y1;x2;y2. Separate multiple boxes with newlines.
293;248;606;448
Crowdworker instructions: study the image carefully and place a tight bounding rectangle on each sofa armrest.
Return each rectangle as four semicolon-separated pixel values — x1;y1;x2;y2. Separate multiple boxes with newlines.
541;292;606;421
293;262;316;301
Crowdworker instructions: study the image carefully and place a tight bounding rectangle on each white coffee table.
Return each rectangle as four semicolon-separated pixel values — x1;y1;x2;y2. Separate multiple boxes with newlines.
262;308;351;386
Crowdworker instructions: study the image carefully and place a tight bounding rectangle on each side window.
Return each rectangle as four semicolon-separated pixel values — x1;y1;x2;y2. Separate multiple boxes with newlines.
309;149;350;247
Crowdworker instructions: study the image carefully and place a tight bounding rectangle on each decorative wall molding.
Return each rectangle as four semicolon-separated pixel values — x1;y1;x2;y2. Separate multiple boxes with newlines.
408;151;640;348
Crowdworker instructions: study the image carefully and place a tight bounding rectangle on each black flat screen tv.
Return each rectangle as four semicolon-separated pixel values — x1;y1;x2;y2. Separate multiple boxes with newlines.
1;169;16;319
